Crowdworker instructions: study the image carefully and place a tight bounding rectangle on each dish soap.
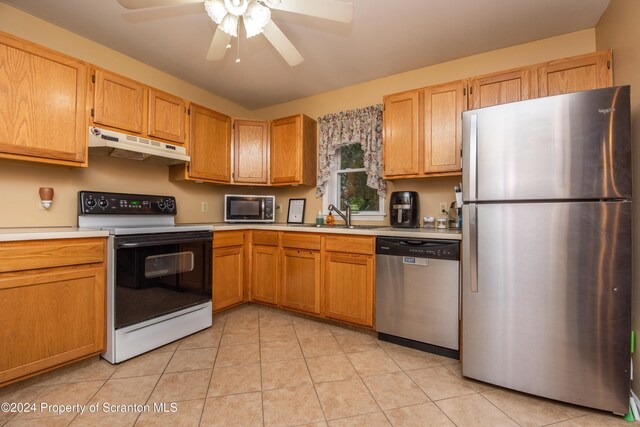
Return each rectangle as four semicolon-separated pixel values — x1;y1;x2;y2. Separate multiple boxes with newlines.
316;211;324;226
325;212;335;225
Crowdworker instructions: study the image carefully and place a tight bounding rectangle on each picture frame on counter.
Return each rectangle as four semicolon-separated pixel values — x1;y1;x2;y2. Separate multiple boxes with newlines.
287;198;306;224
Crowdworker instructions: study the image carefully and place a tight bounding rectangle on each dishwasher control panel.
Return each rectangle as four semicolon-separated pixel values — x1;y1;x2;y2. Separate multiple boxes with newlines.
376;237;460;260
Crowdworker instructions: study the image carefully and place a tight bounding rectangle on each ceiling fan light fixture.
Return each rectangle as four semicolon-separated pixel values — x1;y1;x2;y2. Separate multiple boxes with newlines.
220;13;239;36
204;0;227;24
262;0;282;7
243;1;271;37
224;0;249;16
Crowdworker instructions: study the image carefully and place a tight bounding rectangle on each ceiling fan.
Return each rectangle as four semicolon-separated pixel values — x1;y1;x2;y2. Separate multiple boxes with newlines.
117;0;354;66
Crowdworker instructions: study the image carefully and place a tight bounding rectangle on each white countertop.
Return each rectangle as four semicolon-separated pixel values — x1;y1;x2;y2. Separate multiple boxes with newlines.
202;223;462;240
0;227;110;242
0;223;462;242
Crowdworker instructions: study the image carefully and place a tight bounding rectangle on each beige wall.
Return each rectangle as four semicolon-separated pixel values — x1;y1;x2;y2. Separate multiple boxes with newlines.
596;0;640;395
252;29;597;225
0;1;596;227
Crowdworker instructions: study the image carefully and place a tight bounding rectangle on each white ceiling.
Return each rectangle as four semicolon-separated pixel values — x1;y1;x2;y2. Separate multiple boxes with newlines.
2;0;610;110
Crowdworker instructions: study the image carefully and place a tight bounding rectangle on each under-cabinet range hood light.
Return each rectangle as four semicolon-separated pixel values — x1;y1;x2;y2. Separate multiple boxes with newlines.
88;126;190;164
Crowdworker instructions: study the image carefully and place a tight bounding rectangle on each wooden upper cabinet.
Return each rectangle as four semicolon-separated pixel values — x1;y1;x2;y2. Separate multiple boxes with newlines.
233;119;269;184
422;81;465;174
469;66;538;109
538;50;612;97
0;32;88;166
270;114;317;186
93;68;145;134
147;88;186;144
187;104;232;183
383;90;420;178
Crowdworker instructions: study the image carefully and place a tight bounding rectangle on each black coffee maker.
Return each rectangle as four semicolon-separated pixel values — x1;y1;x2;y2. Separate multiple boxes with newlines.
389;191;419;228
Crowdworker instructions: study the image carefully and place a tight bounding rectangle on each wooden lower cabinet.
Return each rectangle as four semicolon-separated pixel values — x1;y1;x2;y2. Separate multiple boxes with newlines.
251;245;278;305
324;252;374;327
212;245;245;311
280;248;321;315
0;238;106;386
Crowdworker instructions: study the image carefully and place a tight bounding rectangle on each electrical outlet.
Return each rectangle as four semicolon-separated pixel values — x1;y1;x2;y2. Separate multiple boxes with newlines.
276;204;283;213
201;202;208;213
439;202;448;213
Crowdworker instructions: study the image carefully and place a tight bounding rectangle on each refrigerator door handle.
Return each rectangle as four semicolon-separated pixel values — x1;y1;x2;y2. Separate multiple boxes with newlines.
469;204;478;293
469;114;478;201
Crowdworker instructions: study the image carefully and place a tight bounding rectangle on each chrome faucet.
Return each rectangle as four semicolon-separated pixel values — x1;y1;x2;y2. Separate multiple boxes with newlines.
328;204;352;228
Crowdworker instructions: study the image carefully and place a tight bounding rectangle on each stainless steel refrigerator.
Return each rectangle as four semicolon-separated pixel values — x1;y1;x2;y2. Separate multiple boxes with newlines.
461;86;632;414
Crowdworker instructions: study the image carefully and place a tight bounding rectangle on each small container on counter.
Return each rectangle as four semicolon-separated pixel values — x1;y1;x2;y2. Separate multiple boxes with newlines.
423;216;435;229
436;215;448;229
316;211;324;226
325;212;335;225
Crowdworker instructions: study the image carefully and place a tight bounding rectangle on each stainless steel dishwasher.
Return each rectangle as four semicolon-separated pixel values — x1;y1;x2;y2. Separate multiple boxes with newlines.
376;237;460;358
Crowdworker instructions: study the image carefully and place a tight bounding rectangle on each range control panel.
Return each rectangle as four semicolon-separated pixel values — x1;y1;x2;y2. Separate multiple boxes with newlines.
78;191;177;215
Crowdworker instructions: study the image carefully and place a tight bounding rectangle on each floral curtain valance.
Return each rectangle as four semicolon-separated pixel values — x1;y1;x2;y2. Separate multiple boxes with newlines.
316;104;386;198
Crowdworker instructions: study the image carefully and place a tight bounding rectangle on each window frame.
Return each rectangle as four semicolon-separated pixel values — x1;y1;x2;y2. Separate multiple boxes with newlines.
321;142;386;221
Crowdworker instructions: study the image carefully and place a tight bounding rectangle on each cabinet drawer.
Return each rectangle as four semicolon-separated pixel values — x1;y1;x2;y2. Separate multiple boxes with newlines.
325;236;374;255
253;231;278;246
281;233;321;251
213;231;244;248
0;238;105;273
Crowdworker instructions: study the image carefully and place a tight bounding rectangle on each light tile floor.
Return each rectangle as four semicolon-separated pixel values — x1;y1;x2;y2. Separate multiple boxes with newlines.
0;304;631;426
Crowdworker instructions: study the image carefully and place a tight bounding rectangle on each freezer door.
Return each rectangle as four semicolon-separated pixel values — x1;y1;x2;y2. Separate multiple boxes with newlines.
462;201;631;414
462;86;631;202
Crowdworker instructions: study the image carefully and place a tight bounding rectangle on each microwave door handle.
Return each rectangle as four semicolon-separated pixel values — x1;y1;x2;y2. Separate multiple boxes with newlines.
261;198;265;218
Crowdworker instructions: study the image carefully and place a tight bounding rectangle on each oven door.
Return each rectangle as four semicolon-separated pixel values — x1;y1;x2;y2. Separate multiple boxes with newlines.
114;231;212;329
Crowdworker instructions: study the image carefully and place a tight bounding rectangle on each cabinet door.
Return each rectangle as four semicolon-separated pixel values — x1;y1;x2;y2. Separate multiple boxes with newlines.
469;67;538;109
270;115;301;184
538;50;612;97
252;245;279;305
93;69;145;134
0;33;88;165
324;252;373;327
213;246;244;311
148;88;186;144
188;104;232;183
0;266;105;385
280;249;321;314
422;81;465;174
234;120;269;184
383;90;420;178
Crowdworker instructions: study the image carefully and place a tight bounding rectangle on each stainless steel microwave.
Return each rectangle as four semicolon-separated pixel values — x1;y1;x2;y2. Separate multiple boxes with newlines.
224;195;275;223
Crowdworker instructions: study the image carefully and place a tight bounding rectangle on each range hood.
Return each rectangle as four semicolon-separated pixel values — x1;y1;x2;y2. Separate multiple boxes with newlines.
88;126;190;164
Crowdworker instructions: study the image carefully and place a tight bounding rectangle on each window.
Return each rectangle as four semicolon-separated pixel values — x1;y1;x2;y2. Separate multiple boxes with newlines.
323;142;385;220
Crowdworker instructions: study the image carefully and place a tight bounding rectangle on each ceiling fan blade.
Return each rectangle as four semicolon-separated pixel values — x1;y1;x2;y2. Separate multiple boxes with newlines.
268;0;353;23
117;0;203;10
207;27;232;61
262;20;304;67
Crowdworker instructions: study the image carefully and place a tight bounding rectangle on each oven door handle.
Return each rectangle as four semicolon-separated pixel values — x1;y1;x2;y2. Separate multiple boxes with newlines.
115;233;212;249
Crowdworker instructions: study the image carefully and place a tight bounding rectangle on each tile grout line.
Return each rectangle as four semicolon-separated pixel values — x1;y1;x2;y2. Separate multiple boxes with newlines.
193;316;225;426
332;327;392;424
474;393;523;427
258;311;266;427
301;328;330;425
